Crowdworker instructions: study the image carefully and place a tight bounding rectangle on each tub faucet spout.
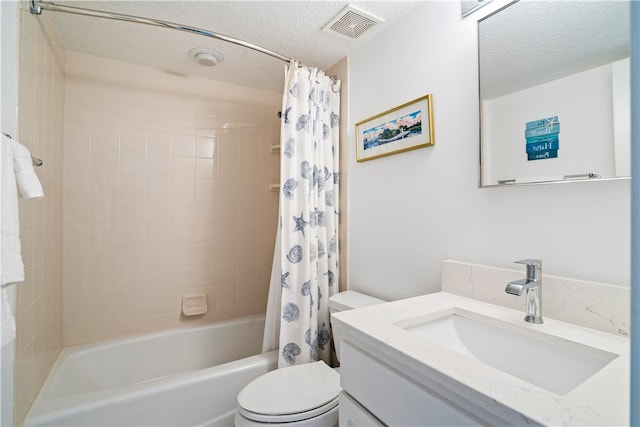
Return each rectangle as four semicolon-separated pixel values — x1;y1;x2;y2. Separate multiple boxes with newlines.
505;259;543;324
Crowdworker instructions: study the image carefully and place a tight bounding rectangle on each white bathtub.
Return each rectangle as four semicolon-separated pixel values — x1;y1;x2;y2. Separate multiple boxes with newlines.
24;315;277;426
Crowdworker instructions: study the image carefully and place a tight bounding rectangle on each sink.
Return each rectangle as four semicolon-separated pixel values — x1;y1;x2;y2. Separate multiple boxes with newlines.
402;312;617;395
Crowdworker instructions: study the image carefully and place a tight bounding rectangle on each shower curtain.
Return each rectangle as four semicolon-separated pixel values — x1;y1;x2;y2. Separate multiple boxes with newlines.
263;61;341;367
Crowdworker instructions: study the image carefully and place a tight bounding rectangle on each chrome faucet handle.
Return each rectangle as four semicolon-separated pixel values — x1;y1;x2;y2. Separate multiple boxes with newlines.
509;259;544;324
514;259;541;281
514;259;542;267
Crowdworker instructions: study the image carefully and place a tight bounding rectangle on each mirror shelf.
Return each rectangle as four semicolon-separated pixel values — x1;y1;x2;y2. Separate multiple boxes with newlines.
480;175;630;189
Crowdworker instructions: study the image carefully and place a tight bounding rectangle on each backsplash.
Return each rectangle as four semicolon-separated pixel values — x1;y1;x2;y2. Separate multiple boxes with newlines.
441;260;630;336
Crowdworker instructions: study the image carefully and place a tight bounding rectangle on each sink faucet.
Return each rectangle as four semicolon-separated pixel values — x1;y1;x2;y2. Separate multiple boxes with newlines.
505;259;543;324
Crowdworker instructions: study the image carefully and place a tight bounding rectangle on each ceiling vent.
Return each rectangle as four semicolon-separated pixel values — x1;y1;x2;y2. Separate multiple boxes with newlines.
322;5;383;40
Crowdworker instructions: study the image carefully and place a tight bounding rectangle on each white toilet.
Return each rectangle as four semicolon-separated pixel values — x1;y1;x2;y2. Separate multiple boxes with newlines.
235;291;386;427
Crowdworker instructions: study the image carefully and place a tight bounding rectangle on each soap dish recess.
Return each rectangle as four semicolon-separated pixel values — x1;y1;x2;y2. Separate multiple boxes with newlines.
182;294;207;316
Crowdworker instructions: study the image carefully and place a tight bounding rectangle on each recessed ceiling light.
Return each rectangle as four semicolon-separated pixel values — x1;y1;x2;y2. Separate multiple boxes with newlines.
189;48;224;67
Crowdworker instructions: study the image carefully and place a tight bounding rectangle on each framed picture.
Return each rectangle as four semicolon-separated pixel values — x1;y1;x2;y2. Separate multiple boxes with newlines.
355;94;435;162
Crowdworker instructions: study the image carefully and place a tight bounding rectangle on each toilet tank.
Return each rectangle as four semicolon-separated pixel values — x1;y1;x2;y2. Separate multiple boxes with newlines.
328;291;386;314
329;291;386;361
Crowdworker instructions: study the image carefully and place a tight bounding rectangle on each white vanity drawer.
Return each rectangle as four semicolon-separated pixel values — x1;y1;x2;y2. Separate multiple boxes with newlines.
340;340;485;426
339;391;384;427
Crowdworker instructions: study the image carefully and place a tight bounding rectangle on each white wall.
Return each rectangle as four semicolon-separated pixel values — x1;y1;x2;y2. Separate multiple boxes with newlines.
613;58;631;176
483;62;619;184
347;1;630;302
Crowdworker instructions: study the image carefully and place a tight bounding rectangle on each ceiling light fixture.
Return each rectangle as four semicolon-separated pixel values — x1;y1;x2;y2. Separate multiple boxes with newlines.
189;48;224;67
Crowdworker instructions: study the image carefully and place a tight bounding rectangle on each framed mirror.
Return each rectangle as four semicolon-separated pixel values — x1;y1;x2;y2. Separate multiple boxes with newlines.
478;1;631;187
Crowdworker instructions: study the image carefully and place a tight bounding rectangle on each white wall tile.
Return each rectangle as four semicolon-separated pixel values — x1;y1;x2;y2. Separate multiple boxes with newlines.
172;156;195;179
63;198;90;224
62;54;280;347
147;153;171;177
91;124;119;150
64;95;92;123
14;10;66;424
147;131;172;154
172;133;196;157
64;121;91;145
64;147;91;173
119;150;146;176
120;127;147;152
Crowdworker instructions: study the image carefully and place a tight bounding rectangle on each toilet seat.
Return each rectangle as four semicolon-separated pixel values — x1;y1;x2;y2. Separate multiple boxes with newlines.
237;395;339;423
237;361;341;423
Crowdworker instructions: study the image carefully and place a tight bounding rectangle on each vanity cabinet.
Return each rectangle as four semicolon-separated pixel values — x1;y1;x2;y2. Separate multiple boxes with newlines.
332;292;629;426
339;341;499;426
338;392;383;427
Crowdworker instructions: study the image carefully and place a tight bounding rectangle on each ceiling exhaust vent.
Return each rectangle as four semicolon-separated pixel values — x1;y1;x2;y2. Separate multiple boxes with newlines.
322;5;383;40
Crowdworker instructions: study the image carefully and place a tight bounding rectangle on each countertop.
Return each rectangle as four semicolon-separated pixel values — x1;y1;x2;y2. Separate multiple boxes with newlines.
331;292;629;426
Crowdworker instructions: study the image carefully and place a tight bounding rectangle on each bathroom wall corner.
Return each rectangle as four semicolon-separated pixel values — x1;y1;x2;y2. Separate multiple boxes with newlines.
13;4;66;424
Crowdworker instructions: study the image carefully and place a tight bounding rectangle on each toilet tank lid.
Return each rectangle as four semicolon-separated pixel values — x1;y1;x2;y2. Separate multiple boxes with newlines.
328;291;386;311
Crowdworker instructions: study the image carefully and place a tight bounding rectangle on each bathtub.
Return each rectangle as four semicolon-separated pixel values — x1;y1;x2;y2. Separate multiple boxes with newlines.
24;315;278;426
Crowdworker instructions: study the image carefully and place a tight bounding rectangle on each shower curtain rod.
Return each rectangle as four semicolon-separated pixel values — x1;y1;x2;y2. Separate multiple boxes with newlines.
29;0;293;64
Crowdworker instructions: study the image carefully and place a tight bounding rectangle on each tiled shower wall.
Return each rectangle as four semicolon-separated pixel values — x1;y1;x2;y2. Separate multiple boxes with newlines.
62;52;281;346
14;6;65;424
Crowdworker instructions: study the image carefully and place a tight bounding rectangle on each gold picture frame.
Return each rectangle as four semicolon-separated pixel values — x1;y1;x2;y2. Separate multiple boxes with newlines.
355;94;435;162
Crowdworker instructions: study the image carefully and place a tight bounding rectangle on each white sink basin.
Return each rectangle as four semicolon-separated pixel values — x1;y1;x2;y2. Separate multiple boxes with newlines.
403;312;617;395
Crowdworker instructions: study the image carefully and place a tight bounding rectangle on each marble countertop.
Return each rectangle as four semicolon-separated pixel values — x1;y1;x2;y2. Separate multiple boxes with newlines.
331;292;629;426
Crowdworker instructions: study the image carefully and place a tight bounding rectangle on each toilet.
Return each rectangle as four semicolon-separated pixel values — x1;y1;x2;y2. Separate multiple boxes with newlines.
235;291;386;427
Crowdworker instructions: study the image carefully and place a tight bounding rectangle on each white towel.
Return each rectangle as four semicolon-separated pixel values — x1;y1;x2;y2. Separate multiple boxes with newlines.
1;133;44;286
1;287;16;348
13;139;44;199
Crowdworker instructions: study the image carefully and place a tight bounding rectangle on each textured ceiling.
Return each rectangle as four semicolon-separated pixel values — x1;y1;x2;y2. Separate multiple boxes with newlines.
47;1;423;93
480;1;630;100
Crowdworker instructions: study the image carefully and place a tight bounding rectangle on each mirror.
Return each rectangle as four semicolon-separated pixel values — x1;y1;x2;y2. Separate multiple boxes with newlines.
478;0;631;187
